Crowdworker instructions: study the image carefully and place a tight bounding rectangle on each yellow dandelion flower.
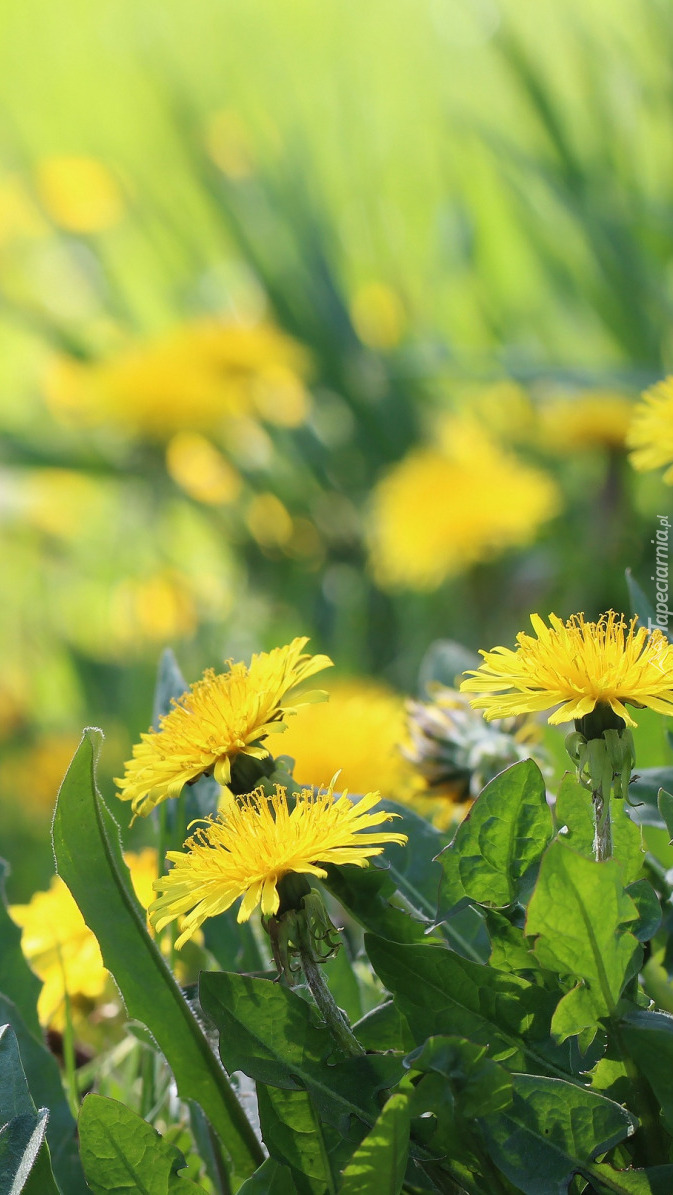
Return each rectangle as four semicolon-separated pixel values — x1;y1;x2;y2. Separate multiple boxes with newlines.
538;392;634;453
460;611;673;728
628;378;673;483
368;432;560;591
11;851;158;1028
43;318;310;440
150;782;407;948
117;638;333;817
278;678;411;796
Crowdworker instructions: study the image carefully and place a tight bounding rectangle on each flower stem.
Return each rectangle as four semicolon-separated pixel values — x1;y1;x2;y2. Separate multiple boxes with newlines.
592;787;612;862
295;916;364;1058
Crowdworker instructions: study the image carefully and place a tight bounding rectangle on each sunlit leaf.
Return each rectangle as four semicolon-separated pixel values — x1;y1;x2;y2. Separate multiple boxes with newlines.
438;759;553;912
526;840;640;1040
78;1094;205;1194
365;935;580;1080
339;1092;410;1195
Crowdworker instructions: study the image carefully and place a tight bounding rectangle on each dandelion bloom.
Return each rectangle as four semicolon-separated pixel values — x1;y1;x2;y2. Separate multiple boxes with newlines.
627;378;673;483
279;678;412;796
11;851;158;1028
367;424;559;591
117;638;332;817
460;612;673;728
44;318;309;439
150;783;407;948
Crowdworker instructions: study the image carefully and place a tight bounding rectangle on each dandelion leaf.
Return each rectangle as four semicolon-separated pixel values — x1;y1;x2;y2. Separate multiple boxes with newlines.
525;840;640;1040
199;970;404;1137
338;1092;410;1195
438;759;553;913
78;1094;205;1194
479;1073;637;1195
365;936;580;1079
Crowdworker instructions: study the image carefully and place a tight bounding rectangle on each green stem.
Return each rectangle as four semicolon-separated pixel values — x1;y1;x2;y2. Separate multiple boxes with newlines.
592;787;612;862
295;916;364;1058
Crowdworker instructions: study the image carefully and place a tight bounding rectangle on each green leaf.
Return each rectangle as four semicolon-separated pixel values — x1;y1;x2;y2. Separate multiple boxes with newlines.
405;1036;513;1119
479;1073;637;1195
199;970;404;1136
52;729;263;1181
0;862;42;1040
0;1023;37;1122
377;799;446;921
438;759;553;912
0;1109;59;1195
620;1009;673;1134
0;1026;59;1195
657;790;673;841
630;770;673;819
339;1093;410;1195
352;1001;414;1053
236;1158;297;1194
525;840;640;1040
78;1095;205;1194
486;911;539;975
365;936;581;1080
257;1084;351;1187
556;775;645;884
323;863;432;946
585;1163;673;1194
625;880;662;943
0;994;86;1195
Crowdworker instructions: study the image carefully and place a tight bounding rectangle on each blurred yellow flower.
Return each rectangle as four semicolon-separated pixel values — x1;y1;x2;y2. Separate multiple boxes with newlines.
278;678;475;831
538;391;634;452
150;782;407;947
166;432;242;506
461;611;673;727
11;850;158;1029
350;283;406;350
628;377;673;483
117;638;333;817
279;678;411;796
44;319;310;439
368;426;560;591
34;156;123;233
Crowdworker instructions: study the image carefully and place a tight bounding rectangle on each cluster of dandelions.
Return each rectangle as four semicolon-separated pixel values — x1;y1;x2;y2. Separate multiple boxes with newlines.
116;637;408;948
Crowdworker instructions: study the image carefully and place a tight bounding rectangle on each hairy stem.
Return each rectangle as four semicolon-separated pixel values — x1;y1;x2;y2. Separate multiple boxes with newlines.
295;916;364;1057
